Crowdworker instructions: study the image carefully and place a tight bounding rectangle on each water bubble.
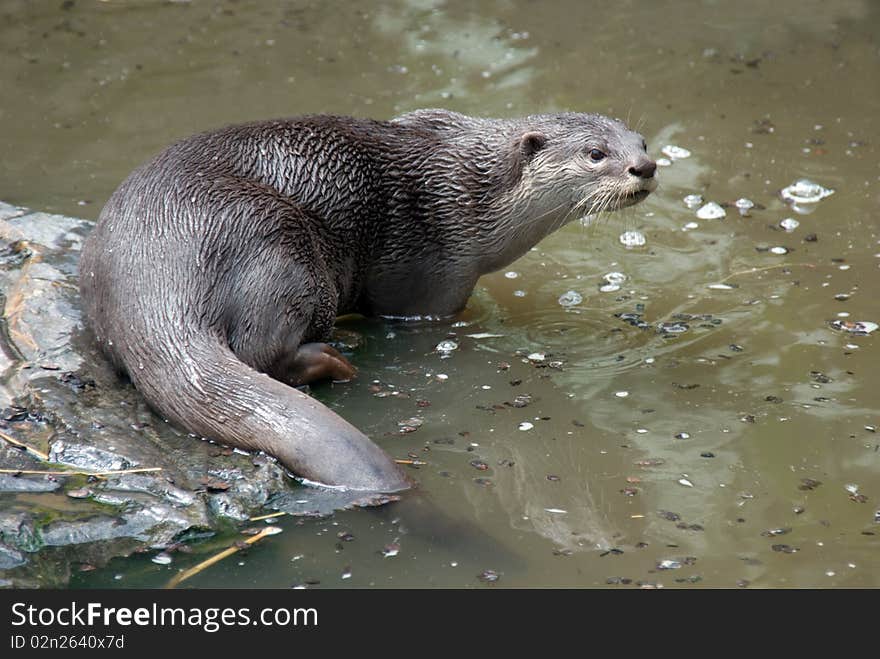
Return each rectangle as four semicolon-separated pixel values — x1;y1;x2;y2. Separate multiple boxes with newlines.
504;271;519;279
615;391;629;398
678;478;694;488
696;202;725;220
435;340;458;353
558;290;583;307
619;230;647;247
780;179;834;204
683;221;699;231
735;198;755;211
658;322;690;334
662;145;691;160
518;422;534;431
683;194;703;209
675;432;691;439
599;284;620;293
707;283;736;290
527;352;546;362
513;290;527;297
779;218;800;232
604;272;627;285
151;553;172;565
770;246;789;255
656;157;672;167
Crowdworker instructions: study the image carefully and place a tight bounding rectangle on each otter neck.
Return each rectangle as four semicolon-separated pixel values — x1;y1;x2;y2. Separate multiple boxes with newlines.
362;121;573;316
413;121;573;274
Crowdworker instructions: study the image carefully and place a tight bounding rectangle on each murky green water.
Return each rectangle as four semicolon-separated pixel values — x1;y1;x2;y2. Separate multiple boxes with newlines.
2;0;878;588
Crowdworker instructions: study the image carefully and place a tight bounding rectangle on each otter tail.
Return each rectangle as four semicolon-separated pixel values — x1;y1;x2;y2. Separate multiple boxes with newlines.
124;331;411;493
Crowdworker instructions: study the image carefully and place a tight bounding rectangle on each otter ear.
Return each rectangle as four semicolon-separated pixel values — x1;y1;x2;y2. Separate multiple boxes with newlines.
519;131;547;160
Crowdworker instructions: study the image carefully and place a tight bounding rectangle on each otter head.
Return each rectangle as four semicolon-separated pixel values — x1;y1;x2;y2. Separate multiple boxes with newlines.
509;113;657;219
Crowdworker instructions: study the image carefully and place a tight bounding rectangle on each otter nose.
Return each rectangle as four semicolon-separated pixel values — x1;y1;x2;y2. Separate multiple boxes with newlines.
628;160;657;179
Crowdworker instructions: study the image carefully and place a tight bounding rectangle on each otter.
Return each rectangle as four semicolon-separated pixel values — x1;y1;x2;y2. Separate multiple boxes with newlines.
78;109;656;493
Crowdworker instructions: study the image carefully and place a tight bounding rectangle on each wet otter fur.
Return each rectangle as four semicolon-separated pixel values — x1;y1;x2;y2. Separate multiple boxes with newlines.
79;109;656;492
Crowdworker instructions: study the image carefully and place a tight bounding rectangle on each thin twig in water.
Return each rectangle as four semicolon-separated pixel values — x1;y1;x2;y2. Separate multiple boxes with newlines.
0;467;162;477
249;511;287;522
165;526;282;589
718;262;816;284
0;429;50;461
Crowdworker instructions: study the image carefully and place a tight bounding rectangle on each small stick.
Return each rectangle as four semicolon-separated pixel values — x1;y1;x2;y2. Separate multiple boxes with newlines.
395;458;427;466
0;429;50;461
0;467;162;477
165;526;282;589
717;262;816;284
249;511;287;522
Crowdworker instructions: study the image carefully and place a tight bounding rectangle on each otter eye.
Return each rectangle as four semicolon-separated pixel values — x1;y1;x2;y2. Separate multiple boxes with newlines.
588;149;606;162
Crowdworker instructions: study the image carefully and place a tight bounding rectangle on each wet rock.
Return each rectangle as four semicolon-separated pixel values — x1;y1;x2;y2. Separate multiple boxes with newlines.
0;544;26;570
0;204;349;587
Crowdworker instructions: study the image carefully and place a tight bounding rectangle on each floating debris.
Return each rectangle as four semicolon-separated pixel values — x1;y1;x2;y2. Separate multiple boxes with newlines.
674;432;691;440
662;145;691;160
769;246;789;255
435;339;458;353
635;458;666;467
508;393;532;408
779;218;800;232
696;202;725;220
657;559;682;570
518;422;534;431
397;417;424;433
544;508;568;514
771;544;799;554
469;459;489;471
381;543;400;558
614;391;630;398
151;553;172;565
734;198;755;212
558;290;583;307
829;320;877;335
683;194;704;209
678;478;694;488
761;527;791;537
527;352;546;363
707;283;737;290
477;569;500;583
466;333;505;339
683;221;700;231
780;178;835;205
619;230;647;248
